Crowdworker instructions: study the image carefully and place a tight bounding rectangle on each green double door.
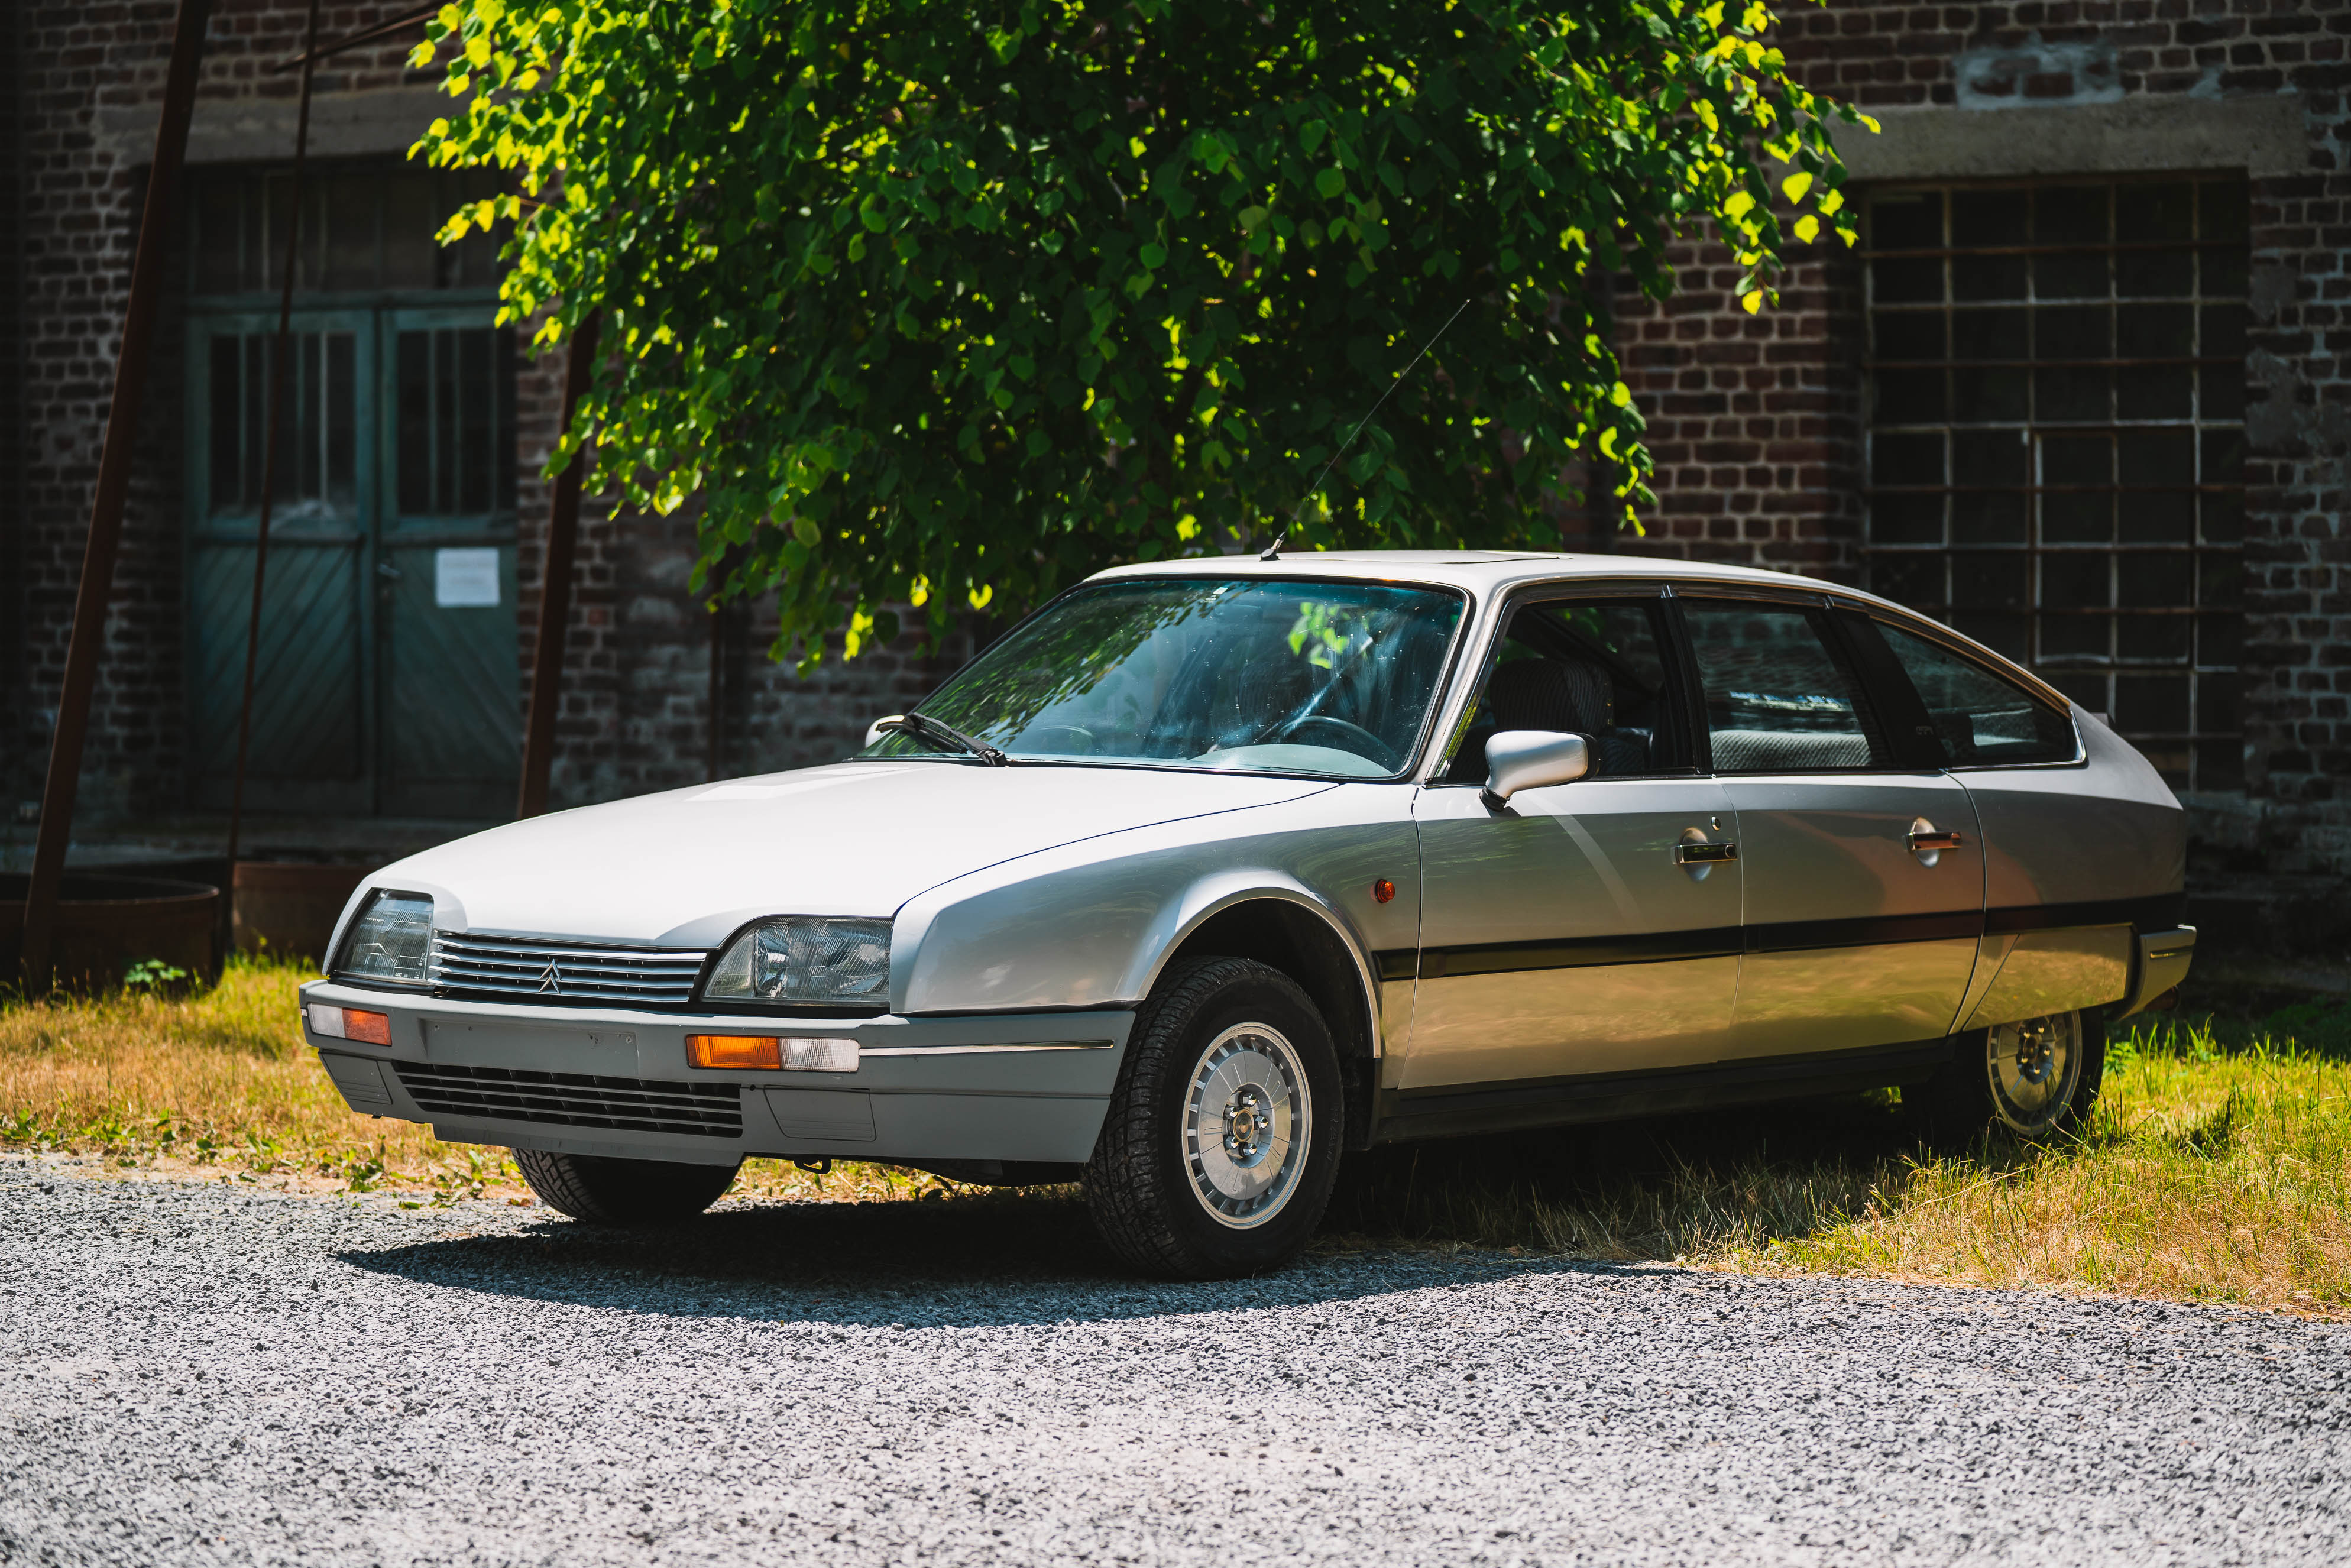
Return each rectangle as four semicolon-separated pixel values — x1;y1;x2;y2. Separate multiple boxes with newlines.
187;306;522;818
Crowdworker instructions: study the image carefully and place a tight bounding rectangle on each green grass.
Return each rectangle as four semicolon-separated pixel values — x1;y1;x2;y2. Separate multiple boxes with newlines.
1325;1012;2351;1316
0;954;958;1207
4;957;2345;1313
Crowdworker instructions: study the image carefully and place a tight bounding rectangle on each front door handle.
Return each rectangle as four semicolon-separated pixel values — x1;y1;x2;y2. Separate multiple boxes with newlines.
1908;828;1964;853
1675;839;1738;865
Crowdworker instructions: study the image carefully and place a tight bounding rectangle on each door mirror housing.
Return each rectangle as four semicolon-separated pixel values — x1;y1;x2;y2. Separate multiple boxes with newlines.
1485;730;1591;802
864;714;906;748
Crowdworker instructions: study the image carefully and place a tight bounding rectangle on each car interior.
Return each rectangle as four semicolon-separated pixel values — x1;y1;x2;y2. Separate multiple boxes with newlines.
1442;600;1682;783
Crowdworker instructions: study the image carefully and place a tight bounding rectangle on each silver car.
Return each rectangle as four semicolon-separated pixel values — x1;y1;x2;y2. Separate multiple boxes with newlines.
301;553;2194;1277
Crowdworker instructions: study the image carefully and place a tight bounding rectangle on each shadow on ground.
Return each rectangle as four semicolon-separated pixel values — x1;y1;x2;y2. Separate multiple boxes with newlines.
336;1093;1915;1329
336;1187;1684;1329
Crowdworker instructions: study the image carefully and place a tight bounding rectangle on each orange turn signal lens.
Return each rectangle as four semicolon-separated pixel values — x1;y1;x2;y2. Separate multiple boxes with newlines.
686;1034;782;1070
343;1008;392;1046
1371;878;1396;905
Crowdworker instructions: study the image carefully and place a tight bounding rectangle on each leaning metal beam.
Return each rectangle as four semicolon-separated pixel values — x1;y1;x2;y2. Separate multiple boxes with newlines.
222;0;323;938
517;309;603;821
18;0;214;992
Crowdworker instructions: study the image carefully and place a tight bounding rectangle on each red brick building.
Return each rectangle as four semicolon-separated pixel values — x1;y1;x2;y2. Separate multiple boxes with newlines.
5;1;2344;941
1606;0;2346;942
2;1;953;867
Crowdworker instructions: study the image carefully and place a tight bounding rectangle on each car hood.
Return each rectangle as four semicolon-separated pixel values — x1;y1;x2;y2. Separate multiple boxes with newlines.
369;762;1332;948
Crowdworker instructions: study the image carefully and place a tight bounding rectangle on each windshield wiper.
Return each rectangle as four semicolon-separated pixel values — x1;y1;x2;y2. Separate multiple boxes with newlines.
877;712;1009;767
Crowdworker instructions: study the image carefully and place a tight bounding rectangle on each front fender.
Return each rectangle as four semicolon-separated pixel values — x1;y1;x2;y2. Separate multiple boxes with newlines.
889;783;1419;1025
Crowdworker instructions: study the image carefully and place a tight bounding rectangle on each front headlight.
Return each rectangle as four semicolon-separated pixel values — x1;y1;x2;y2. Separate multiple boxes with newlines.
335;890;434;986
704;918;891;1007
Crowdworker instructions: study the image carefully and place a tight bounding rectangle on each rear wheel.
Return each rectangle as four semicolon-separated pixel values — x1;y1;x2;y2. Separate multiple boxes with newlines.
1084;957;1343;1279
1906;1009;2104;1148
511;1148;740;1224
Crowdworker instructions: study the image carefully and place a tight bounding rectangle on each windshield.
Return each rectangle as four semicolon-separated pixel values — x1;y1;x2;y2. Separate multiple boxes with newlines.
863;576;1465;777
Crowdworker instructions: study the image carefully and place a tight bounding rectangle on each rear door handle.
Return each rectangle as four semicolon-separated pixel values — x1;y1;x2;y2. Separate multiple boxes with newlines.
1675;840;1738;865
1908;828;1964;853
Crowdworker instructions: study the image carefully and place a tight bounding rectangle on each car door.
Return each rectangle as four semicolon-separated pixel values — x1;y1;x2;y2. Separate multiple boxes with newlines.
1675;594;1984;1061
1870;613;2172;1031
1406;592;1741;1090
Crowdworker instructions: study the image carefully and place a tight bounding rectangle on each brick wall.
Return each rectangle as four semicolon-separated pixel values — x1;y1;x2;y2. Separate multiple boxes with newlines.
1619;0;2349;877
8;0;940;834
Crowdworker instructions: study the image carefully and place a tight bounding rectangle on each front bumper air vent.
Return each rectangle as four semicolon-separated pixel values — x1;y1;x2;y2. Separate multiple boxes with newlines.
394;1062;743;1139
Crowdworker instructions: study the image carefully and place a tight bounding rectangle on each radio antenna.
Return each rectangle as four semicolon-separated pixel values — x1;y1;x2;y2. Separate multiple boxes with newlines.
1261;296;1469;561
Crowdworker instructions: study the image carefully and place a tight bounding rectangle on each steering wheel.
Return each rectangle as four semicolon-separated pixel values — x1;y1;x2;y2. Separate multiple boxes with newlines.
1024;724;1097;755
1277;714;1402;772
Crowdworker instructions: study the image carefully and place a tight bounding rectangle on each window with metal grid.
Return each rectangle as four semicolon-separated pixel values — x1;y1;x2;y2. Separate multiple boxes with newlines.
1860;177;2247;793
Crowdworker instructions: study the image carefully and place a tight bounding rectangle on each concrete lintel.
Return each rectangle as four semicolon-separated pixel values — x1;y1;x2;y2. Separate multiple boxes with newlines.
93;86;449;166
1833;94;2308;183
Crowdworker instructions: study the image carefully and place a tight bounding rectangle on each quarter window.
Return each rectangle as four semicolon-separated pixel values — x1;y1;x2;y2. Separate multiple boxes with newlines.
1860;177;2246;793
1681;601;1884;773
1876;621;2077;767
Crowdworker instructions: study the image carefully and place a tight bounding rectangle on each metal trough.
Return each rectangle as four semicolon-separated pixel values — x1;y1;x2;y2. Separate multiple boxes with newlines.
232;859;374;963
2;874;220;992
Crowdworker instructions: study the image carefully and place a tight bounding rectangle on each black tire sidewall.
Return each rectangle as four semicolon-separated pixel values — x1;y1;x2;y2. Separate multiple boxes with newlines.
1910;1010;2106;1148
513;1148;740;1224
1092;958;1345;1277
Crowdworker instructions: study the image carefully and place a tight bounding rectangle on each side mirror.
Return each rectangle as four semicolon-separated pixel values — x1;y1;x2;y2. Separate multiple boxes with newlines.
1485;730;1590;803
864;715;906;748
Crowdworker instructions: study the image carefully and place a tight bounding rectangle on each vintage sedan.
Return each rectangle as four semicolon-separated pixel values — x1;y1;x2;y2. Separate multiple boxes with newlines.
302;553;2194;1277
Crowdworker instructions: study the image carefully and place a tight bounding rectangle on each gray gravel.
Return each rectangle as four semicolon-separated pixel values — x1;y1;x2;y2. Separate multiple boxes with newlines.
1;1155;2345;1567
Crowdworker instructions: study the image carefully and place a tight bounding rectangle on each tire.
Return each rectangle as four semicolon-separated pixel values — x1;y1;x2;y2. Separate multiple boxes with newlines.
1905;1009;2105;1149
1084;956;1344;1280
511;1148;740;1224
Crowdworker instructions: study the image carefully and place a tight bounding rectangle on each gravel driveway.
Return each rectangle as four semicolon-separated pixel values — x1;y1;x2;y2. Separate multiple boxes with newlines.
1;1155;2344;1567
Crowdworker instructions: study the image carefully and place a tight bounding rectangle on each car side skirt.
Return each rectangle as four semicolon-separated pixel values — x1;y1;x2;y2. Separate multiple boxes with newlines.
1369;1036;1954;1143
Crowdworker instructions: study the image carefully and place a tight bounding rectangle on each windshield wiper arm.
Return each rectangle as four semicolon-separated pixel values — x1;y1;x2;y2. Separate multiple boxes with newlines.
878;712;1009;766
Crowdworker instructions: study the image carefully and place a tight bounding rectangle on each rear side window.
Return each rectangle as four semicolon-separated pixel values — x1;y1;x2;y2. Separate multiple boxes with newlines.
1877;621;2078;766
1680;600;1886;772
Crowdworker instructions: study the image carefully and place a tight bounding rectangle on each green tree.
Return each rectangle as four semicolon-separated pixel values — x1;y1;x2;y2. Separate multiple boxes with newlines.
416;0;1869;666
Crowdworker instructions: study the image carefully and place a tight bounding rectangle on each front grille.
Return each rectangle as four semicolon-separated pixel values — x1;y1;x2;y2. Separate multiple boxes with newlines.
394;1062;743;1138
430;934;706;1007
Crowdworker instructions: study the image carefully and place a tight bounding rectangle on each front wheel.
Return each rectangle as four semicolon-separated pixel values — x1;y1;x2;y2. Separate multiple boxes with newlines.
1084;957;1343;1279
1905;1009;2104;1148
511;1148;740;1224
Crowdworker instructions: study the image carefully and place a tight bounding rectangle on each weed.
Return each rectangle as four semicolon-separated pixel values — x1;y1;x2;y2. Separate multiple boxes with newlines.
122;958;192;995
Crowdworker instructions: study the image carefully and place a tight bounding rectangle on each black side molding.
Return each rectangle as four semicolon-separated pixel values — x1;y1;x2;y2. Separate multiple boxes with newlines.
1374;1036;1955;1143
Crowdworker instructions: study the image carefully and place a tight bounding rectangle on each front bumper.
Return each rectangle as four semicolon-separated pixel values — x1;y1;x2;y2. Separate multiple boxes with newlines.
297;980;1131;1167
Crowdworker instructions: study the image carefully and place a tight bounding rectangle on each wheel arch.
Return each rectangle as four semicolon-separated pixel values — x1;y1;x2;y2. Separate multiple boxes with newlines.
1138;885;1378;1052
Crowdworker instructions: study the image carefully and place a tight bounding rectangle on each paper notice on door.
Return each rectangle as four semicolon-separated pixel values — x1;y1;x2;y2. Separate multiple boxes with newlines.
434;547;501;608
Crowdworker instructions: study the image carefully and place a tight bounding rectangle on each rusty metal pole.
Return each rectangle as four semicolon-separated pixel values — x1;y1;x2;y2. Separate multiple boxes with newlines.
221;0;323;951
19;0;213;992
516;309;602;819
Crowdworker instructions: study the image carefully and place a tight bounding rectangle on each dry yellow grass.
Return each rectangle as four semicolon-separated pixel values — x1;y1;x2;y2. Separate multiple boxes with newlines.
5;958;2346;1315
0;955;948;1206
1326;1016;2351;1317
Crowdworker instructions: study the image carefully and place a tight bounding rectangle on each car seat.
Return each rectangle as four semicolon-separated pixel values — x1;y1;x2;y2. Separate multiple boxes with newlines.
1484;658;1649;776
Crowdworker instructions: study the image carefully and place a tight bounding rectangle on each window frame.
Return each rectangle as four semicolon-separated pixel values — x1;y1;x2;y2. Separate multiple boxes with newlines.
1857;173;2246;794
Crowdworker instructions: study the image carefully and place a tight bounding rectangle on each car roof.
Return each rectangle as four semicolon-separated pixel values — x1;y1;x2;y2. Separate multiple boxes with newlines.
1087;549;1895;608
1083;549;2073;711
